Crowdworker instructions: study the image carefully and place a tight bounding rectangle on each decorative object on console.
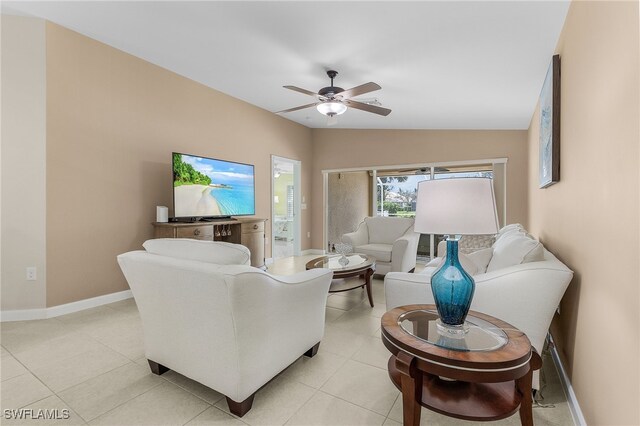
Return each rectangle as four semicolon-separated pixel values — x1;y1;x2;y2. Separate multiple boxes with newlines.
156;206;169;223
539;54;561;188
414;178;499;336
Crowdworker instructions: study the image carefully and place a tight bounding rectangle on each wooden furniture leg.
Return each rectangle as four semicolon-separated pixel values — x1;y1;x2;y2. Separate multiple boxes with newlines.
304;342;320;358
365;268;375;307
395;352;422;426
226;394;255;417
516;367;534;426
148;360;169;375
517;348;543;426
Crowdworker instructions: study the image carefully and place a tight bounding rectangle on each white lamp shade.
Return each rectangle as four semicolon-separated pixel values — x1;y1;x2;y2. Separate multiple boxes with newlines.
317;101;347;116
414;178;499;235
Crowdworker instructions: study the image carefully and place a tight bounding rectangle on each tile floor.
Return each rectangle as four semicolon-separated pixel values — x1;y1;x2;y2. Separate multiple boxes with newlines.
1;255;574;425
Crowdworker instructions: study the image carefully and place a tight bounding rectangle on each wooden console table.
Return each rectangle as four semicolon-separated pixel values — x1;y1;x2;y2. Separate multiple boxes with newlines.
152;218;267;268
381;305;541;426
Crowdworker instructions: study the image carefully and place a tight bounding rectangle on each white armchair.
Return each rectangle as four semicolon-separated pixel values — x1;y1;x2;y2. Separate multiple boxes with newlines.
341;216;419;275
117;239;333;417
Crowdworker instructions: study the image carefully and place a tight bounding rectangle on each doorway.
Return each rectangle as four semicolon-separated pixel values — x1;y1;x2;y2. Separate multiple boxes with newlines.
271;156;301;259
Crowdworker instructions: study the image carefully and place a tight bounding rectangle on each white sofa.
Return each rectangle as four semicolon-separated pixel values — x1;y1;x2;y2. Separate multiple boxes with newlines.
342;216;419;275
384;225;573;389
117;239;333;416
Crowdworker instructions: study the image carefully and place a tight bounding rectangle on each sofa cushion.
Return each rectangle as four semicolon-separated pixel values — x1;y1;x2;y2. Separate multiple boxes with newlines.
459;235;496;254
424;253;479;276
365;217;414;245
143;238;251;265
486;232;541;272
357;243;392;263
495;224;525;242
467;247;494;274
418;266;439;277
523;243;545;263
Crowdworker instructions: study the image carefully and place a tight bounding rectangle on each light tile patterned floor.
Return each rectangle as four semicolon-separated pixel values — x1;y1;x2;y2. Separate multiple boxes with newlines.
1;255;574;425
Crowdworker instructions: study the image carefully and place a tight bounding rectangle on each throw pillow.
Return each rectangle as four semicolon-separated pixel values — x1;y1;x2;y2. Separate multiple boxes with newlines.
459;235;496;254
486;232;541;273
495;224;525;242
467;247;494;274
523;243;545;263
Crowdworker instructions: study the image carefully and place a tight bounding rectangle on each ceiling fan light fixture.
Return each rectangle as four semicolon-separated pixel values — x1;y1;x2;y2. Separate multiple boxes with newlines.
316;101;347;116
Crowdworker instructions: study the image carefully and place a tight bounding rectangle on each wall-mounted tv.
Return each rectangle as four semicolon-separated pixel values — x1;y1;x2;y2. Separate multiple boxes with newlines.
172;152;255;220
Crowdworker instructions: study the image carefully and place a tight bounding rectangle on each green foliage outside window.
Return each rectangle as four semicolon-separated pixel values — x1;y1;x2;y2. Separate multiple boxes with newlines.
173;153;212;187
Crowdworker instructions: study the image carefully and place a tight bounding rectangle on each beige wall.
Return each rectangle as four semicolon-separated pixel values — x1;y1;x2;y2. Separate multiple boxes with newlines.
1;16;47;311
311;130;528;249
527;2;639;424
45;23;313;307
327;172;370;247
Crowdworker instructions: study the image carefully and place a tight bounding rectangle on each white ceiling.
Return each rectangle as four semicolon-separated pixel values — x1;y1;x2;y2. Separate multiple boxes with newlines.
4;1;570;130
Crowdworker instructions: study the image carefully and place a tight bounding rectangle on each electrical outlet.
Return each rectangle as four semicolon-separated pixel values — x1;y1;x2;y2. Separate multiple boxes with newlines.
26;267;37;281
307;232;311;238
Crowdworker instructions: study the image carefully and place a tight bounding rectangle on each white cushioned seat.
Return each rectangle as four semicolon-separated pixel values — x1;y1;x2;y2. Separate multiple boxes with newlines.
357;243;393;262
342;217;420;275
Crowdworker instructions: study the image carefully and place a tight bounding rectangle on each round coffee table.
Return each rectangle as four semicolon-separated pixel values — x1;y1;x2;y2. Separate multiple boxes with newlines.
305;254;376;307
381;305;541;426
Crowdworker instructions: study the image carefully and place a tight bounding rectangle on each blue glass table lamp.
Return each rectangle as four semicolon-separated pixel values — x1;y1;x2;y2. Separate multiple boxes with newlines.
414;178;499;337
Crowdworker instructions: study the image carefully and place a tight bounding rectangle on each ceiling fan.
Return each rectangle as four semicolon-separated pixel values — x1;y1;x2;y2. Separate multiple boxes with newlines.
276;70;392;125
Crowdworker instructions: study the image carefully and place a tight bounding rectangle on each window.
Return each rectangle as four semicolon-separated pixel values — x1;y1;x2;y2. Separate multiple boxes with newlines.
373;164;495;260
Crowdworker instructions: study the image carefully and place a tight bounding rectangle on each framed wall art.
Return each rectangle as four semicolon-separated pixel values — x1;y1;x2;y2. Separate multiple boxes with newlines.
539;54;561;188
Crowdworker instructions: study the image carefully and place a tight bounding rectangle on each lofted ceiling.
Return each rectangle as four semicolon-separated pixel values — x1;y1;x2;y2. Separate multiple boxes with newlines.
3;1;570;130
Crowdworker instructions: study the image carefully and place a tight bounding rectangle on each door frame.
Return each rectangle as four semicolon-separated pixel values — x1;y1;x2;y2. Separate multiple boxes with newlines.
271;155;301;258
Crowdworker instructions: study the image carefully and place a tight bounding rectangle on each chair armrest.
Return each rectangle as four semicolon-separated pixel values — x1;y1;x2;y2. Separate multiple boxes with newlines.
341;221;368;247
384;272;434;310
227;267;334;400
390;230;420;272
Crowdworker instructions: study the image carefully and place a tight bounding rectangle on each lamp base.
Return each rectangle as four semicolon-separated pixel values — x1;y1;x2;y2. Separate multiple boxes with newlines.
436;319;469;339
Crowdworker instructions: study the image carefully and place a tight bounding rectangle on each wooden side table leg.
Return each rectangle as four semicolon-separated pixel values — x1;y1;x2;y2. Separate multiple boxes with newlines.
516;367;534;426
395;352;422;426
365;268;374;307
517;348;543;426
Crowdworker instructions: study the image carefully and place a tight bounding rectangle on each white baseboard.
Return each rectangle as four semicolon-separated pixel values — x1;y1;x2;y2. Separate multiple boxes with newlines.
549;335;587;426
1;290;133;322
300;249;325;255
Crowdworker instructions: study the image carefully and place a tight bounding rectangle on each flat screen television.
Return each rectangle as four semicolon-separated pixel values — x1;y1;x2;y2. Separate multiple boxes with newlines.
172;152;255;220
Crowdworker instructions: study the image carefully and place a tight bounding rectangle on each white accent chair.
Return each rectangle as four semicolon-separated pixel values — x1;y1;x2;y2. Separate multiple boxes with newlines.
384;227;573;389
341;216;419;275
117;239;333;417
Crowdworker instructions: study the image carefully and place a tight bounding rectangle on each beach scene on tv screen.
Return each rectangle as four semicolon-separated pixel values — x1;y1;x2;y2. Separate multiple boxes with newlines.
173;153;255;217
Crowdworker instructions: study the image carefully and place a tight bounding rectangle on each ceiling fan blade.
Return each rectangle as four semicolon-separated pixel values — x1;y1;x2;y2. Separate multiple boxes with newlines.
283;85;322;98
344;99;391;116
275;102;319;114
337;82;381;99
